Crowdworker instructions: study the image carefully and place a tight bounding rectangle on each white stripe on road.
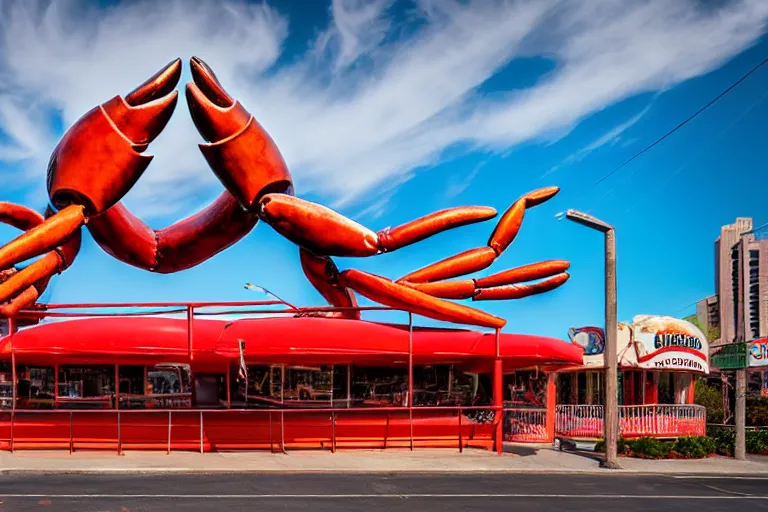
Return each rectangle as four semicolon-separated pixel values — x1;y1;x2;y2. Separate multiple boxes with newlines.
674;476;768;480
0;494;766;499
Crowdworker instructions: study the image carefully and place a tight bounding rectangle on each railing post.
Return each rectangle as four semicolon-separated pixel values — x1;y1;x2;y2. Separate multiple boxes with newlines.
167;410;172;455
199;411;204;454
408;312;414;451
458;407;463;453
331;410;336;453
69;411;73;454
493;328;503;455
117;410;122;455
9;316;15;454
269;411;273;453
187;305;194;361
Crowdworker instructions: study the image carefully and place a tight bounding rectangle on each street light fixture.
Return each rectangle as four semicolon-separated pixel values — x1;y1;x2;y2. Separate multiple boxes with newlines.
564;209;620;470
244;282;298;311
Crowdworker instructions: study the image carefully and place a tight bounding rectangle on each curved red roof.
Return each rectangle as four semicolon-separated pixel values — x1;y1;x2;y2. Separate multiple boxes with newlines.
0;316;583;370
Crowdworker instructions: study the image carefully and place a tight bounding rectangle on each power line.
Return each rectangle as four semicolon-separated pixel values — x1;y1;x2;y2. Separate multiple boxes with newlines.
593;54;768;188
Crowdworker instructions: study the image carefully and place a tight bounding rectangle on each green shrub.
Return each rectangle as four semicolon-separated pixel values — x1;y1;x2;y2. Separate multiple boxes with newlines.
694;378;723;424
594;437;627;454
671;436;716;458
707;425;735;456
747;398;768;427
626;437;671;459
745;430;768;454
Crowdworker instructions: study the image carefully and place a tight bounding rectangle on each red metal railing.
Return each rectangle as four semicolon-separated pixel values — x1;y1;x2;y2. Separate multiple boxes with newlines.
0;405;524;454
555;404;706;440
503;407;548;443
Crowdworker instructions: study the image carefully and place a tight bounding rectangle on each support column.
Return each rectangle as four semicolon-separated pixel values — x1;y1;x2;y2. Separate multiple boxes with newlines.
644;372;659;404
736;368;746;460
545;372;556;443
493;328;503;454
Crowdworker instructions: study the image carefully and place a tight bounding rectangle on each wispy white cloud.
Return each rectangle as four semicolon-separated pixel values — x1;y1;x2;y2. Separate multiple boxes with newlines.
445;160;487;199
0;0;766;219
544;102;654;176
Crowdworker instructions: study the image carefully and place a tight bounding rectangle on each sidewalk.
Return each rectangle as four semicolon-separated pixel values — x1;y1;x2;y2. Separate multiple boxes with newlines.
2;445;767;475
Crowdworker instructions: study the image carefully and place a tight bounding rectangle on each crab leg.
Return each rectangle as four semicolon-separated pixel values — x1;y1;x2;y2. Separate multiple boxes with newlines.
396;187;559;284
338;269;505;329
404;261;571;300
260;194;498;257
299;249;359;319
0;204;82;316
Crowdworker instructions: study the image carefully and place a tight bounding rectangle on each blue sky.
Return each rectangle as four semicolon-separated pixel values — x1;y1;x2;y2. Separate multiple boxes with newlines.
0;0;767;339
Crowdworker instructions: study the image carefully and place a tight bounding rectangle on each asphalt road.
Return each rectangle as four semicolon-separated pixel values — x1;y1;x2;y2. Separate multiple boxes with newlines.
0;473;767;511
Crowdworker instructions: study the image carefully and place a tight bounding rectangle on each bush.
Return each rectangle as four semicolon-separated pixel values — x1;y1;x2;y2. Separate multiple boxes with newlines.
707;425;735;456
671;436;716;458
747;398;768;427
695;378;723;424
627;437;671;459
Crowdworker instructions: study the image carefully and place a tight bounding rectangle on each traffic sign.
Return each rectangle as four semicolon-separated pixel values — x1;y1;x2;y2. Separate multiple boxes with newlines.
711;342;747;370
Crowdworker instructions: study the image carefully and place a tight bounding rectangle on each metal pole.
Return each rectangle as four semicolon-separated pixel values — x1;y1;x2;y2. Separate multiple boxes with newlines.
167;410;172;454
117;410;121;455
187;305;194;361
9;317;16;454
69;411;73;454
493;328;503;455
408;312;414;451
603;227;620;469
346;364;351;409
280;364;286;453
458;406;463;453
199;411;204;454
735;368;746;460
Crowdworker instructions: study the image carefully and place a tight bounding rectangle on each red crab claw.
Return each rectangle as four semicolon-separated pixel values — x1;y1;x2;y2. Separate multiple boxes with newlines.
0;203;82;317
185;56;294;211
0;59;180;275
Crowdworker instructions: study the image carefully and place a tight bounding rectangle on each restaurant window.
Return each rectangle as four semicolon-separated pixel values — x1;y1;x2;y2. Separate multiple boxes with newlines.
504;371;547;408
284;366;332;405
350;366;408;406
118;364;191;409
0;362;11;409
58;365;115;409
413;365;480;407
332;365;349;407
230;364;283;407
16;365;56;409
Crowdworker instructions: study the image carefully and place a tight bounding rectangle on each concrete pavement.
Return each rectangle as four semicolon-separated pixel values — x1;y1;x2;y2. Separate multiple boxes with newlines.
1;444;767;475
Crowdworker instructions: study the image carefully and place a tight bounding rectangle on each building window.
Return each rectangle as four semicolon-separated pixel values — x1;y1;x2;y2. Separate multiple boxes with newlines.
57;366;115;409
118;364;191;409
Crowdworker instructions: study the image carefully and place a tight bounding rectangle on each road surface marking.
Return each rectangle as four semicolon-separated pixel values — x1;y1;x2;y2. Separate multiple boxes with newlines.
0;494;766;499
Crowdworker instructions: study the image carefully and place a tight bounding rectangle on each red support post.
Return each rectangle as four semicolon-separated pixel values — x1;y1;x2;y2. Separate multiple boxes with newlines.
545;372;557;443
493;328;503;455
9;317;16;454
187;305;194;361
408;312;414;451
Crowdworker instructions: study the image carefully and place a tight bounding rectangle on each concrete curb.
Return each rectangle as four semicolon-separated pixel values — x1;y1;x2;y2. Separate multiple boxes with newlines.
2;468;768;476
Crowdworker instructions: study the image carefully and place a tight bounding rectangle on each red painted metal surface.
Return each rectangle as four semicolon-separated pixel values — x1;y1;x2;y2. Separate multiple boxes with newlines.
0;316;583;369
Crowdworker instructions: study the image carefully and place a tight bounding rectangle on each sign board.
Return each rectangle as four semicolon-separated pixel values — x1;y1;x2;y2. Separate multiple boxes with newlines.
748;338;768;368
629;315;709;373
712;342;747;370
568;315;709;373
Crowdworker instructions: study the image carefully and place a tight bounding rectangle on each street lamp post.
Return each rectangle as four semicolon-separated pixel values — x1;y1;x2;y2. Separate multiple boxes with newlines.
244;282;297;311
564;209;620;470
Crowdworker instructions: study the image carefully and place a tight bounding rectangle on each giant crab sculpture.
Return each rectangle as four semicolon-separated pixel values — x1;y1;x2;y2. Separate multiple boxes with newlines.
0;58;569;328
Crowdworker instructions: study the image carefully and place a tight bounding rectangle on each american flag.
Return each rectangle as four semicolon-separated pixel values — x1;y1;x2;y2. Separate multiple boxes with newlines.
238;340;247;382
